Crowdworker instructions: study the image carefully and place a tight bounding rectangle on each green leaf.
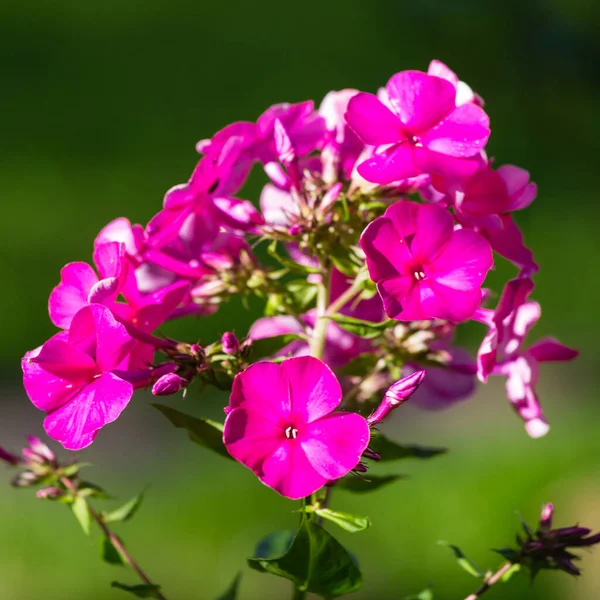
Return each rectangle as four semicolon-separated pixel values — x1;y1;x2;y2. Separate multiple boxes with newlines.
501;563;521;583
152;404;230;460
312;508;371;533
103;491;144;524
249;333;304;360
287;279;318;312
492;548;520;563
78;481;112;499
60;462;91;477
437;541;483;578
71;495;91;535
100;536;126;566
111;582;162;598
368;431;447;461
214;572;242;600
329;314;393;339
405;587;435;600
336;474;407;493
254;530;296;559
248;518;362;596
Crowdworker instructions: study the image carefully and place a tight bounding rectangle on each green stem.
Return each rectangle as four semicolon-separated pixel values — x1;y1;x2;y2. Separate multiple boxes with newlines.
310;266;332;360
325;276;361;317
464;562;513;600
292;586;307;600
61;477;168;600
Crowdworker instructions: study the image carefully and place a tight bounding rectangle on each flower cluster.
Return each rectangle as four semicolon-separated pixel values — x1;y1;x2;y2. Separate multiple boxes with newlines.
22;59;577;487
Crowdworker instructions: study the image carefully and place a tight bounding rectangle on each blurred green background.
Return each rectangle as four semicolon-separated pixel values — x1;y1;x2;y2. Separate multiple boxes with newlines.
1;1;599;598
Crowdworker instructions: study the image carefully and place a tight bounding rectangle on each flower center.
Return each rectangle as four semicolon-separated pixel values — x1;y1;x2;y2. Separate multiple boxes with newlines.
284;426;299;440
412;265;426;281
408;134;423;148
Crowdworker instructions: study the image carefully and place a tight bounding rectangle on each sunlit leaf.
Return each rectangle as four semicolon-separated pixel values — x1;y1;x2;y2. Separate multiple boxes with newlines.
311;508;371;533
248;518;362;596
214;572;242;600
71;495;91;535
369;431;447;461
111;582;162;598
437;541;483;578
103;491;145;523
100;536;126;566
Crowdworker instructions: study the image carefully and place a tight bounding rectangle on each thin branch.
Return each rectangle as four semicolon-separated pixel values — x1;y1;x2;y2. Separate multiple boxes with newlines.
464;562;514;600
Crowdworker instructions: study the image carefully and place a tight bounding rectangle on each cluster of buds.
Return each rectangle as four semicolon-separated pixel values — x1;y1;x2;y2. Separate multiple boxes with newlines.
498;504;600;577
1;436;57;489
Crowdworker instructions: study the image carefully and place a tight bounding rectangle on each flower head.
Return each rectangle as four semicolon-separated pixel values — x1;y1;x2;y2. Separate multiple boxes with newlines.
223;357;370;499
345;69;490;185
361;200;493;322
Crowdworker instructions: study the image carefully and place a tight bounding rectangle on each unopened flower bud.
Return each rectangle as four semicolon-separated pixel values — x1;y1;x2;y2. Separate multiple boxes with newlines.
540;503;554;532
221;332;240;355
202;252;235;271
367;370;426;426
152;373;184;396
353;463;368;473
0;446;21;466
192;279;228;299
288;224;304;236
26;436;55;463
36;486;63;500
318;182;343;216
11;470;39;487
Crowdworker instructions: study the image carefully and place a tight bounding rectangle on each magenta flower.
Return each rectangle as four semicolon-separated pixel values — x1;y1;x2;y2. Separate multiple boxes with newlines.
360;200;493;322
22;304;137;450
475;278;578;437
345;70;490;185
49;242;128;330
427;60;484;107
223;357;370;499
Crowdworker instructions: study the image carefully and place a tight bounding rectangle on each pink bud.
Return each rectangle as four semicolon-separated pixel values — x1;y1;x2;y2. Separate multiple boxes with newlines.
540;503;554;532
288;224;304;236
221;332;240;355
152;373;184;396
318;182;343;216
0;446;21;466
367;370;426;426
26;436;55;463
202;252;235;271
36;487;63;500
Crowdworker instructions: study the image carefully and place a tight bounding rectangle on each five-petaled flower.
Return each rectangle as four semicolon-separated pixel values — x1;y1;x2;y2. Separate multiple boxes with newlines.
223;356;370;499
361;200;493;322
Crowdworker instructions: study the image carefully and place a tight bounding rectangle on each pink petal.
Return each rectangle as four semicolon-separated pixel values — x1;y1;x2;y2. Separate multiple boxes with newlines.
31;339;97;381
378;276;427;321
429;229;493;291
427;60;459;88
497;165;537;211
419;281;483;322
300;412;370;480
527;338;578;363
260;184;297;227
281;356;342;423
229;362;291;424
260;438;329;500
386;71;456;132
95;217;144;256
93;242;125;280
223;407;327;499
423;103;490;157
410;203;455;263
345;93;405;145
48;263;99;329
460;168;510;216
43;372;134;450
212;196;264;232
69;305;134;372
22;342;83;412
360;217;411;282
249;316;304;340
357;143;420;185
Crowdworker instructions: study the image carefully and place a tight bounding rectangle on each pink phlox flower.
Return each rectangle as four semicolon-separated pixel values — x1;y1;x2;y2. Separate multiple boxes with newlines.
22;304;138;450
476;278;578;437
223;356;370;499
360;200;493;322
345;69;490;185
48;241;129;330
147;137;263;249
